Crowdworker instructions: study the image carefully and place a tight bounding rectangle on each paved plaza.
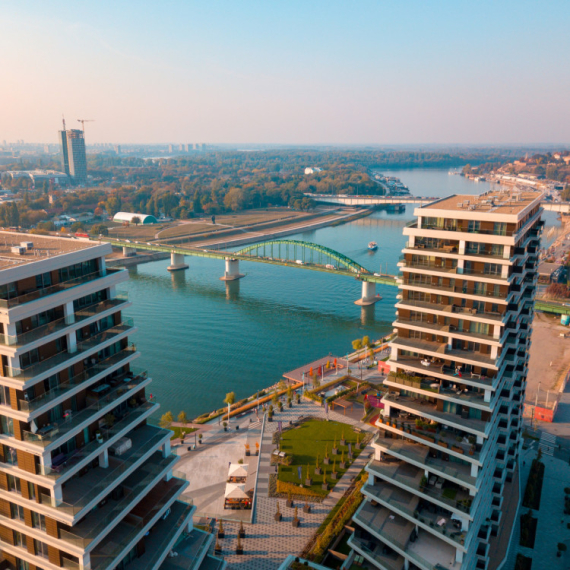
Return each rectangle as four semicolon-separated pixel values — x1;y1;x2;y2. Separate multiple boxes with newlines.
178;397;376;569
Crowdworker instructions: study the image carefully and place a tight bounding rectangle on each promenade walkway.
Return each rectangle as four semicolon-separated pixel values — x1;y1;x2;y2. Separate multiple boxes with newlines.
179;397;376;570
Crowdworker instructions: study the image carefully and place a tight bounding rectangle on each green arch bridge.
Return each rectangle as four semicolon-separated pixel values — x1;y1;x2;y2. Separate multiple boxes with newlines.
104;237;397;305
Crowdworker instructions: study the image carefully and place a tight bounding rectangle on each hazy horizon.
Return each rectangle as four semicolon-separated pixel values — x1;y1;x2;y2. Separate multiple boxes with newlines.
2;1;570;146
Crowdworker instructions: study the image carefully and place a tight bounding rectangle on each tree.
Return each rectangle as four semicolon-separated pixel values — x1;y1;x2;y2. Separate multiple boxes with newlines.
90;223;109;236
352;339;362;351
177;411;188;426
159;411;174;429
70;222;84;232
362;335;370;347
224;392;236;422
131;216;141;225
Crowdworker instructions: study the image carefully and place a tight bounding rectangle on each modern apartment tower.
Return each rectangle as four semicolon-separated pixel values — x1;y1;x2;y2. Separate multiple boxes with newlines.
58;127;87;184
348;190;543;570
0;234;222;570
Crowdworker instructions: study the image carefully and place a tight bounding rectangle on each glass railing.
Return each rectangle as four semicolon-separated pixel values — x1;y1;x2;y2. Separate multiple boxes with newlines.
59;451;178;548
4;294;130;347
91;490;192;570
348;534;403;570
7;319;135;381
37;400;158;479
22;371;148;448
0;268;124;309
61;558;80;570
39;432;173;518
19;346;139;413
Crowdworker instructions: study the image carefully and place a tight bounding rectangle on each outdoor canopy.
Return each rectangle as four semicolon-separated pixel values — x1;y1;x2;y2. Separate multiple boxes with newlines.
227;463;249;478
224;483;248;499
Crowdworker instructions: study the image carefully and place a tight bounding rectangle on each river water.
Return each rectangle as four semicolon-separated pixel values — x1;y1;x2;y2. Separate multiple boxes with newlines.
118;169;559;419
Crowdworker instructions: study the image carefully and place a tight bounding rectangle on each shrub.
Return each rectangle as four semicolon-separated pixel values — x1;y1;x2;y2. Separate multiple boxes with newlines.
276;480;324;498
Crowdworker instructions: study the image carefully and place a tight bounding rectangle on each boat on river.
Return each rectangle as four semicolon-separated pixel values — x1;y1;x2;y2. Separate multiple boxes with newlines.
368;241;378;251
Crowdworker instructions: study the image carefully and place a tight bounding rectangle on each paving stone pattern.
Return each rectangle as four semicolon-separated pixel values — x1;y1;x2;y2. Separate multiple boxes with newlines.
207;399;375;570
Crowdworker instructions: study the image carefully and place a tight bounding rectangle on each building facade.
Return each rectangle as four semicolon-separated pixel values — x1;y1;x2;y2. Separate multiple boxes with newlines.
0;234;222;570
348;190;543;570
65;131;87;184
57;133;69;178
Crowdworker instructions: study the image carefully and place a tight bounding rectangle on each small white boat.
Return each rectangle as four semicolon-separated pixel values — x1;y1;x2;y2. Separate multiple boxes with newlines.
368;241;378;251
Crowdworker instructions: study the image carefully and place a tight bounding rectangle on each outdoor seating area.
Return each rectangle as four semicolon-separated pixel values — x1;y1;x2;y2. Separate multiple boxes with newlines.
224;482;252;510
227;463;248;483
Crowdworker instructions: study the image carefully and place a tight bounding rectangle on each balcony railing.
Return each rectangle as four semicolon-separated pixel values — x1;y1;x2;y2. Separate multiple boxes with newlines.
0;294;129;347
38;399;158;479
402;279;505;300
39;429;171;518
59;448;177;547
19;346;139;413
7;319;135;381
22;371;149;448
0;268;124;309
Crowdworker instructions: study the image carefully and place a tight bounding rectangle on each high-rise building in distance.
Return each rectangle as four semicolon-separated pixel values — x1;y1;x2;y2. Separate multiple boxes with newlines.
0;234;222;570
59;129;87;184
348;189;543;569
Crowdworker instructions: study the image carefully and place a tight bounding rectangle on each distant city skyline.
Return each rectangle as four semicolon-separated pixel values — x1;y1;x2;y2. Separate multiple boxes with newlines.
2;0;570;145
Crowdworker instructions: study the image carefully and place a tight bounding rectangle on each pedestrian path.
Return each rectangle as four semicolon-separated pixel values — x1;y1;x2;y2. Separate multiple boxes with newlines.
539;432;557;456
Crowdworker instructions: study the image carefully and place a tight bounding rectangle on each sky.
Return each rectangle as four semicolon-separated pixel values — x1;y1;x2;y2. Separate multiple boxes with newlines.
1;1;569;145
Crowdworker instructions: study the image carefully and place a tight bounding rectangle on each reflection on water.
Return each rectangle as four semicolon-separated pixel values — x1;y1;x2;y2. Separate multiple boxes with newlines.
119;168;560;419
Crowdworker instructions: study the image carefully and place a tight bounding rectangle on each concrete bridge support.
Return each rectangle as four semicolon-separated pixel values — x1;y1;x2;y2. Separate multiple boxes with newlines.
355;281;381;306
167;252;189;272
220;258;245;281
122;247;137;257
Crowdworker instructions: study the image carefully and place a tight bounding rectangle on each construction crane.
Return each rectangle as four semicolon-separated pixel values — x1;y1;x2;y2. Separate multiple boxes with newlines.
77;119;95;134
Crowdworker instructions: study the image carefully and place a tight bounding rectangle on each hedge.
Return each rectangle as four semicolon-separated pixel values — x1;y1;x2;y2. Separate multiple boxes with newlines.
276;480;326;498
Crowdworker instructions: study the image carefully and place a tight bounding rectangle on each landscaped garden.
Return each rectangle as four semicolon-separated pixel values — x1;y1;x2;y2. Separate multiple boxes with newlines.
276;418;367;497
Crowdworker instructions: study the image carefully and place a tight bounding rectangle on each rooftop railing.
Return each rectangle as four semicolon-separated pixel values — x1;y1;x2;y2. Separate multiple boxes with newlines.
0;268;124;309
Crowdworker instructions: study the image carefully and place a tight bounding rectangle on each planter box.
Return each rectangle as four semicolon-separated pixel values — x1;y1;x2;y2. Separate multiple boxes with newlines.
323;457;330;465
340;439;346;446
439;441;448;448
305;478;312;486
218;531;225;539
286;499;293;508
274;513;282;522
331;472;338;480
332;448;339;455
292;518;300;527
451;446;464;454
340;461;346;469
303;505;311;513
238;529;245;538
236;547;244;555
322;483;328;491
315;467;322;476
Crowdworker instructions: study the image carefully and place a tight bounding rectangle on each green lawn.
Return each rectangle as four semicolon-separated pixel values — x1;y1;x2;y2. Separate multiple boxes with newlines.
170;426;198;441
277;419;363;494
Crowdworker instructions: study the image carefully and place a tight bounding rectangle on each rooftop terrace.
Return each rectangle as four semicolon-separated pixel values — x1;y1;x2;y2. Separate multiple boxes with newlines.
421;191;542;215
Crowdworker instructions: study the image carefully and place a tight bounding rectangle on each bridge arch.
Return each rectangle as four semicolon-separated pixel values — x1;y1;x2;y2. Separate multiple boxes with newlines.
235;239;372;275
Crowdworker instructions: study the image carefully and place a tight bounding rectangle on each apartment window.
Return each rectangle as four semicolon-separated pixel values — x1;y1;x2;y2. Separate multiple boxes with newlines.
3;445;18;465
0;415;14;436
34;539;49;559
0;281;17;300
470;322;489;335
31;511;46;531
13;531;26;548
494;223;507;236
10;502;25;522
16;558;29;570
491;244;504;256
472;301;485;313
485;264;501;276
35;272;52;289
0;386;10;407
7;474;21;494
20;348;40;369
468;220;481;233
27;482;36;500
466;242;485;255
73;289;106;311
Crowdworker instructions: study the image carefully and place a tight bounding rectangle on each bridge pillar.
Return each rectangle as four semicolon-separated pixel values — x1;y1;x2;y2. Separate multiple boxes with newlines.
167;252;188;272
220;258;244;281
355;281;381;306
122;247;136;257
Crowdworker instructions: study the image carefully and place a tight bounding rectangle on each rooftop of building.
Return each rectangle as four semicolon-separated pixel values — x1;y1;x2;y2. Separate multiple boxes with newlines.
421;190;543;215
0;231;99;270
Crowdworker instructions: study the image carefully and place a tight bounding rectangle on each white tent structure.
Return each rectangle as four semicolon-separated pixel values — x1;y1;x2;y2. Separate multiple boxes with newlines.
224;483;251;510
113;212;158;225
227;463;248;482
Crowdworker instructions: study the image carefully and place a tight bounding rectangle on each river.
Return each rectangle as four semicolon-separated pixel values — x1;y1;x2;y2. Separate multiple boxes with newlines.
118;168;560;420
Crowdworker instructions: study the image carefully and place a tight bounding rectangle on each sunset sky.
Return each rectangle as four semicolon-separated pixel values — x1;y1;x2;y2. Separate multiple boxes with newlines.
2;0;569;145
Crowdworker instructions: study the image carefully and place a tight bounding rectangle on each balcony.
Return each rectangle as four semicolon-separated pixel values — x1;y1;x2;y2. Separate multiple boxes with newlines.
362;477;467;548
391;336;497;368
373;436;477;488
367;457;473;515
0;295;129;347
418;223;516;237
45;427;172;523
390;356;495;390
90;482;190;570
19;347;139;414
8;319;135;382
383;393;488;437
348;532;405;570
401;279;506;301
394;318;497;344
0;268;124;309
143;527;211;570
396;299;505;323
23;371;150;449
